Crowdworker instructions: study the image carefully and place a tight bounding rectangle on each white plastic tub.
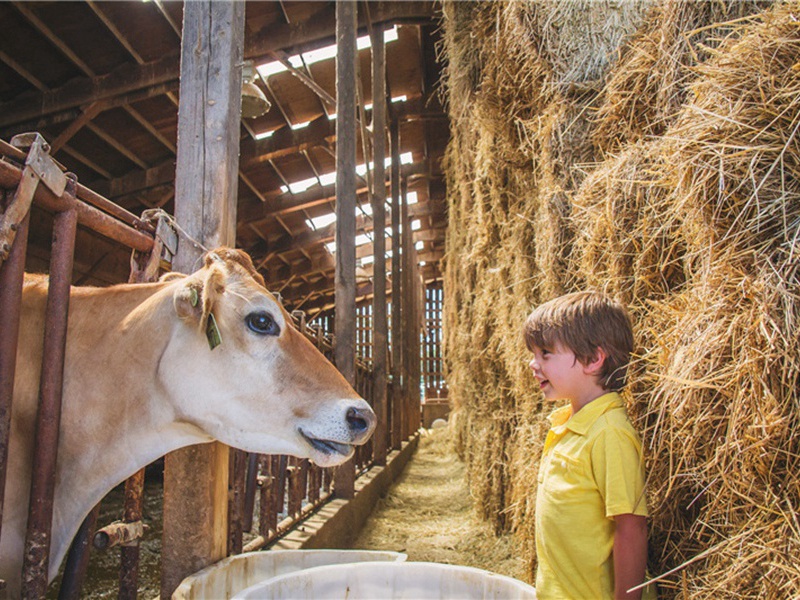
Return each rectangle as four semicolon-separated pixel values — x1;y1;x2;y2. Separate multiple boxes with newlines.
232;561;537;599
172;549;407;599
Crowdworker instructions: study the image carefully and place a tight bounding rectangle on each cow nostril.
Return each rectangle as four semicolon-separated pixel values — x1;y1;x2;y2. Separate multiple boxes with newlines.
346;406;371;434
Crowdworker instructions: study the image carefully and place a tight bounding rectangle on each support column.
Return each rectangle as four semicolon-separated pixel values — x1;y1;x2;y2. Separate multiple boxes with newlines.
333;0;357;500
400;176;413;440
370;24;388;466
389;119;403;450
160;2;245;597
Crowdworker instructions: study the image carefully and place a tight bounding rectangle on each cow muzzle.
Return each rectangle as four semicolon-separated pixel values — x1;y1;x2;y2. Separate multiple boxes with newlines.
297;398;376;467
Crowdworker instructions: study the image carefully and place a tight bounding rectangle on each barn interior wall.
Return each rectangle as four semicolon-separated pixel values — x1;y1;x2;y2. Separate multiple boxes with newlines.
440;1;800;597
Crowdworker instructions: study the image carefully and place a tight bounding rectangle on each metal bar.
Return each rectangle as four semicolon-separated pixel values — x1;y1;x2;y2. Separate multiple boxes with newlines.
57;505;100;600
228;449;248;555
286;462;302;517
119;468;145;600
22;198;78;600
273;455;288;523
0;205;29;542
243;453;259;533
242;490;333;553
257;456;276;538
0;160;154;253
76;183;154;233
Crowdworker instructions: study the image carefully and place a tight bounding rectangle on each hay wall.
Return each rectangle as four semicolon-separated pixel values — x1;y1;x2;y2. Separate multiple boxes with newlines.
441;1;799;597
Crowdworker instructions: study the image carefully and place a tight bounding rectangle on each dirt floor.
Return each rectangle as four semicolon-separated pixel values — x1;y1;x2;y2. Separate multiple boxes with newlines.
351;426;527;582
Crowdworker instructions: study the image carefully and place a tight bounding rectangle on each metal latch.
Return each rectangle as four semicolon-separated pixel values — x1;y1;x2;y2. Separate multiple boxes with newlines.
0;133;68;263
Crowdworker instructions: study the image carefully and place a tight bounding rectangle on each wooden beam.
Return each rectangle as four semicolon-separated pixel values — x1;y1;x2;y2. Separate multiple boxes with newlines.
389;117;403;450
238;161;434;224
334;0;357;500
249;200;443;261
160;3;245;598
0;3;434;131
370;19;388;465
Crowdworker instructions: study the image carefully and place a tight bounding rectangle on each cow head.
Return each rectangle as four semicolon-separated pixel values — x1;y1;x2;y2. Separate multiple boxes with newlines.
162;248;376;467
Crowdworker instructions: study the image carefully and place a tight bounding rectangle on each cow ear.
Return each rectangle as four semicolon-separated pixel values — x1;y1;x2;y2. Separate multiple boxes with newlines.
173;264;226;329
173;278;204;323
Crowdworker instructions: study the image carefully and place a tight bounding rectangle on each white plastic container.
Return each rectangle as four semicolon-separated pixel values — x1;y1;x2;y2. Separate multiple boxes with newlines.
172;549;407;600
232;561;537;599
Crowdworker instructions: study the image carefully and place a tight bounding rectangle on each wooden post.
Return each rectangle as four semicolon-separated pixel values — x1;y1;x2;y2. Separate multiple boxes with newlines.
389;119;403;450
400;176;413;440
160;2;245;597
371;25;388;466
333;0;357;500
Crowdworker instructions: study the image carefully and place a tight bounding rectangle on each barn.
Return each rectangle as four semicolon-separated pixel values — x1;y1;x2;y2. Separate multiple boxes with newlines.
1;0;799;598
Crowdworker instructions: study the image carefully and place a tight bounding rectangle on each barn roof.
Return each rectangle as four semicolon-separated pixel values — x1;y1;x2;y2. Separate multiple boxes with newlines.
0;0;447;316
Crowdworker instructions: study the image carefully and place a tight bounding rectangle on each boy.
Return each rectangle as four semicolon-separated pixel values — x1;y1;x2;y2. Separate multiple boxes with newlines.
525;291;649;600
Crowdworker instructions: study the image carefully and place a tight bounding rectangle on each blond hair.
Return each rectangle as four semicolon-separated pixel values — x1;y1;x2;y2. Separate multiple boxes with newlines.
524;291;634;391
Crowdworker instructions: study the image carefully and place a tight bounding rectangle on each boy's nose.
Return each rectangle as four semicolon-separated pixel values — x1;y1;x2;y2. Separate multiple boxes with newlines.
529;357;538;371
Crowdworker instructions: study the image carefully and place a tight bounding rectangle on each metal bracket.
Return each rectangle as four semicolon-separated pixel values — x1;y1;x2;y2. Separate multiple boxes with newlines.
130;209;179;280
0;133;68;263
11;133;67;197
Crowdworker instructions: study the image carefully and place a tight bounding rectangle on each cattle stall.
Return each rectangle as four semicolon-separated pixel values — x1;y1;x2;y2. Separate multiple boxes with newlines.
0;136;423;597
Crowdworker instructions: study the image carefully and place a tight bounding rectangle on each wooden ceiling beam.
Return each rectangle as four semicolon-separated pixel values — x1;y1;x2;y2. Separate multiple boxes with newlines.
239;161;435;223
0;3;434;131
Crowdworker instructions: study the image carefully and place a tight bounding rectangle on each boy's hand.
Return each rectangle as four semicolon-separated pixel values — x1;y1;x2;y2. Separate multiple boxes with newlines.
613;513;648;600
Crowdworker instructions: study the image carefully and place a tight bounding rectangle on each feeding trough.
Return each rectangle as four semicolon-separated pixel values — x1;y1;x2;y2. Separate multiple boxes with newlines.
173;549;407;599
232;561;537;599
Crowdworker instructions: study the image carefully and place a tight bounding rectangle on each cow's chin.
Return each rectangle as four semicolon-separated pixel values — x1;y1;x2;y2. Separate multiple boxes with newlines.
298;428;356;467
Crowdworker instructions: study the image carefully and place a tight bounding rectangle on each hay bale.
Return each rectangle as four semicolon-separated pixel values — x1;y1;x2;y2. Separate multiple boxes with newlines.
571;140;687;305
523;0;652;89
593;0;772;151
662;1;800;278
442;0;800;596
641;265;800;597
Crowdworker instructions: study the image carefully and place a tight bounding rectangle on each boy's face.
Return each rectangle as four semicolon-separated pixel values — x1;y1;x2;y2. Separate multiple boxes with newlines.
528;341;605;407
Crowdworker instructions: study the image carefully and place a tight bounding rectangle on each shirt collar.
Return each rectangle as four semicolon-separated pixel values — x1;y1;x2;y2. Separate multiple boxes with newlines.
546;392;623;436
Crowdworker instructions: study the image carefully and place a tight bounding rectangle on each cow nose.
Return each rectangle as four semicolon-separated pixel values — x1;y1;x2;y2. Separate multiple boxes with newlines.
346;405;375;437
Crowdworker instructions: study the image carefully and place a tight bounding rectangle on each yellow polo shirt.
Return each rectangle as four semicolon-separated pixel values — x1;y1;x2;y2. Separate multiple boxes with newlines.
535;392;648;599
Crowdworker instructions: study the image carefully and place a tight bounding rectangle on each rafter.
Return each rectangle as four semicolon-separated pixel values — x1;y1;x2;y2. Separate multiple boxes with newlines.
0;2;434;131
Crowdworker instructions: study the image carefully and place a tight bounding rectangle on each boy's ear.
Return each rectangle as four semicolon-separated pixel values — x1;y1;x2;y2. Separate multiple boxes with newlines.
583;346;607;376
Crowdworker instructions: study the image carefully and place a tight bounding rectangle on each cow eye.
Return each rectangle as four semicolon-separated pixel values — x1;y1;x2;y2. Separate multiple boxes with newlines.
246;312;280;336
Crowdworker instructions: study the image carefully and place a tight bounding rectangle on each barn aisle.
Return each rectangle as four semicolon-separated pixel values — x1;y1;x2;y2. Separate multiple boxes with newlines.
351;427;526;581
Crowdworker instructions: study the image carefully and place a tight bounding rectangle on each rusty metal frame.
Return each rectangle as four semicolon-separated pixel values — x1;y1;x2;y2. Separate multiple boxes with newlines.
0;133;156;599
1;132;407;596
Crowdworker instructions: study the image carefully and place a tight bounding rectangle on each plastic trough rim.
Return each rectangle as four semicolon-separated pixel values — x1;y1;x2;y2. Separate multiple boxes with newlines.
230;560;538;600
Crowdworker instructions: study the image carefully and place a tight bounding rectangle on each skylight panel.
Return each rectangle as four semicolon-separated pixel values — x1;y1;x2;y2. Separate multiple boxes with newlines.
306;213;337;230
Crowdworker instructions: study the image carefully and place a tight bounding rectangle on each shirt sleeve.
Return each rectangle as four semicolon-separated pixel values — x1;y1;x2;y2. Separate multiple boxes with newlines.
590;424;648;518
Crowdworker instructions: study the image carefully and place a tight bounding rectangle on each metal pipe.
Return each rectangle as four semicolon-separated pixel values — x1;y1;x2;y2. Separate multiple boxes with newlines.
93;521;145;551
242;490;333;553
119;468;145;600
242;452;259;533
0;160;154;253
0;207;29;542
76;183;155;235
22;199;78;600
57;505;99;600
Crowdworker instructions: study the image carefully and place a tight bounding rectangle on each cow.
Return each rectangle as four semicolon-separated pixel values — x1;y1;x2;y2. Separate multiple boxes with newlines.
0;248;376;597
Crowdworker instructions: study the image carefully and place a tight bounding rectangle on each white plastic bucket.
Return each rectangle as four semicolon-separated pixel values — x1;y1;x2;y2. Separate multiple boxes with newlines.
232;561;537;599
172;549;407;600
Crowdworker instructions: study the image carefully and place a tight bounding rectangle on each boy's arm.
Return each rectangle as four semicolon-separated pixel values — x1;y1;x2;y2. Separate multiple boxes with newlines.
613;513;648;600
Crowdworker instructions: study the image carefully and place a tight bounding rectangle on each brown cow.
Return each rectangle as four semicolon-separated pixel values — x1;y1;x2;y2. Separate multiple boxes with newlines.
0;248;375;597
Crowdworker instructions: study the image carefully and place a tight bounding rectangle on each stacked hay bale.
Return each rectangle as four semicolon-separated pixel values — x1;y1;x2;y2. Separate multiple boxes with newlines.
441;0;798;597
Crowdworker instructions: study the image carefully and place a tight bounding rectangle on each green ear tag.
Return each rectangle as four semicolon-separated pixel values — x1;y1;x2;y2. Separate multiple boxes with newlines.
206;313;222;350
189;287;199;307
